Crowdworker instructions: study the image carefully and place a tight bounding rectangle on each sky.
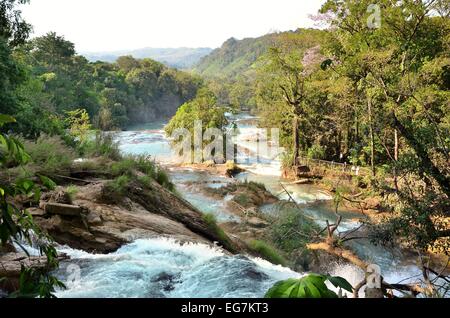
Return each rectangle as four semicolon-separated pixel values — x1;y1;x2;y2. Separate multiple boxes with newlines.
20;0;326;53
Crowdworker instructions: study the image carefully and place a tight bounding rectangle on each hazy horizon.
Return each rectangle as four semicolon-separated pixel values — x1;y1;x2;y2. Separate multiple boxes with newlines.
20;0;326;52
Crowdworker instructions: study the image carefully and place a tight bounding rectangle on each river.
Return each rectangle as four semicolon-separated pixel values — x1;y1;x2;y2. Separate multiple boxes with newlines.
52;113;429;298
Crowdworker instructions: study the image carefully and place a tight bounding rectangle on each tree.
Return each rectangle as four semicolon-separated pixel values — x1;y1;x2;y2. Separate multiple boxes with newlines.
0;114;65;298
320;0;450;252
0;37;25;115
0;0;31;47
256;31;325;165
165;87;228;137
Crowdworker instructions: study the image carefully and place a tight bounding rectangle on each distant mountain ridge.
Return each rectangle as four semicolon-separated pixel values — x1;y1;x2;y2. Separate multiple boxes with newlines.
193;28;327;78
83;47;213;69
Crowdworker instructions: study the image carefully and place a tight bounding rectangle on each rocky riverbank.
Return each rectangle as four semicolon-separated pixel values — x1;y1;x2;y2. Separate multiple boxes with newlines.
1;163;244;294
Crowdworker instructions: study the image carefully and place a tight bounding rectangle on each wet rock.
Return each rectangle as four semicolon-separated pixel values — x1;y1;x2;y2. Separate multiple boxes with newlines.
246;217;269;229
0;252;68;293
86;211;102;226
51;190;73;204
151;272;180;292
0;243;16;253
28;207;47;217
35;180;240;254
242;267;269;281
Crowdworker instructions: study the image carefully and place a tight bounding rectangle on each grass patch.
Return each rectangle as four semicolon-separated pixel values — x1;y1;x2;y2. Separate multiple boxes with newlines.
234;193;251;207
269;203;322;253
81;132;122;161
66;185;79;201
23;135;76;175
108;155;174;192
247;240;287;266
243;180;267;192
202;214;235;252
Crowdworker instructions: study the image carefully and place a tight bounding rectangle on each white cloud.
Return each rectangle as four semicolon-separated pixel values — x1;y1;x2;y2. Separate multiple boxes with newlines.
20;0;326;52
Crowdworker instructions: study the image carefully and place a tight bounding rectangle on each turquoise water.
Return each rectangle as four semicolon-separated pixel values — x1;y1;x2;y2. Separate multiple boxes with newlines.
50;114;445;298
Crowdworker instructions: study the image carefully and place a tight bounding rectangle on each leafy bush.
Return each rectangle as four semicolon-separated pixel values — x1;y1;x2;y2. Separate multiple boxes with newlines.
104;175;130;198
247;240;287;266
269;204;321;253
109;155;174;191
66;185;78;202
155;169;174;192
244;180;266;192
110;158;137;177
307;144;325;160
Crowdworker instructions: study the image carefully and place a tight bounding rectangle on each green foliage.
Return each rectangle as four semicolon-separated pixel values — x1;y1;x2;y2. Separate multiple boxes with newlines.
9;32;201;136
247;240;287;266
66;185;78;201
202;213;235;252
9;266;66;299
65;108;92;145
233;193;251;207
23;135;76;175
265;274;353;298
307;144;326;160
155;169;174;192
0;0;31;47
316;0;450;253
82;131;121;160
165;87;228;136
108;155;174;192
269;204;322;253
104;175;131;198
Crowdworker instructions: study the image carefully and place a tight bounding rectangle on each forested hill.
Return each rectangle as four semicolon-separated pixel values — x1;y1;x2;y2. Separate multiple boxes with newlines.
84;47;213;69
7;33;202;136
193;28;327;79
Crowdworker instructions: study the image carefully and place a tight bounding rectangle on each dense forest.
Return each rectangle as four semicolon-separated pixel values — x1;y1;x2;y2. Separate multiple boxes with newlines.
193;29;327;111
172;0;450;256
2;31;202;138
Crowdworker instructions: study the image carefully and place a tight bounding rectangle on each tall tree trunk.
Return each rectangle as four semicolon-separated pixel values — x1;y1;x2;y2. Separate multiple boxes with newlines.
368;97;376;176
293;116;300;166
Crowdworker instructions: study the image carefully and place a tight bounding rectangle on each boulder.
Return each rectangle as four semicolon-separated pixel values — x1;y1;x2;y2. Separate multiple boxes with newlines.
86;211;103;226
246;217;269;229
27;208;47;217
0;252;68;293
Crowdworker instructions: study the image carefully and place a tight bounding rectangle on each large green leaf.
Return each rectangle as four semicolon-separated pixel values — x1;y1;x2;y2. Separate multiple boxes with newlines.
327;275;354;293
39;175;56;190
265;274;342;298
